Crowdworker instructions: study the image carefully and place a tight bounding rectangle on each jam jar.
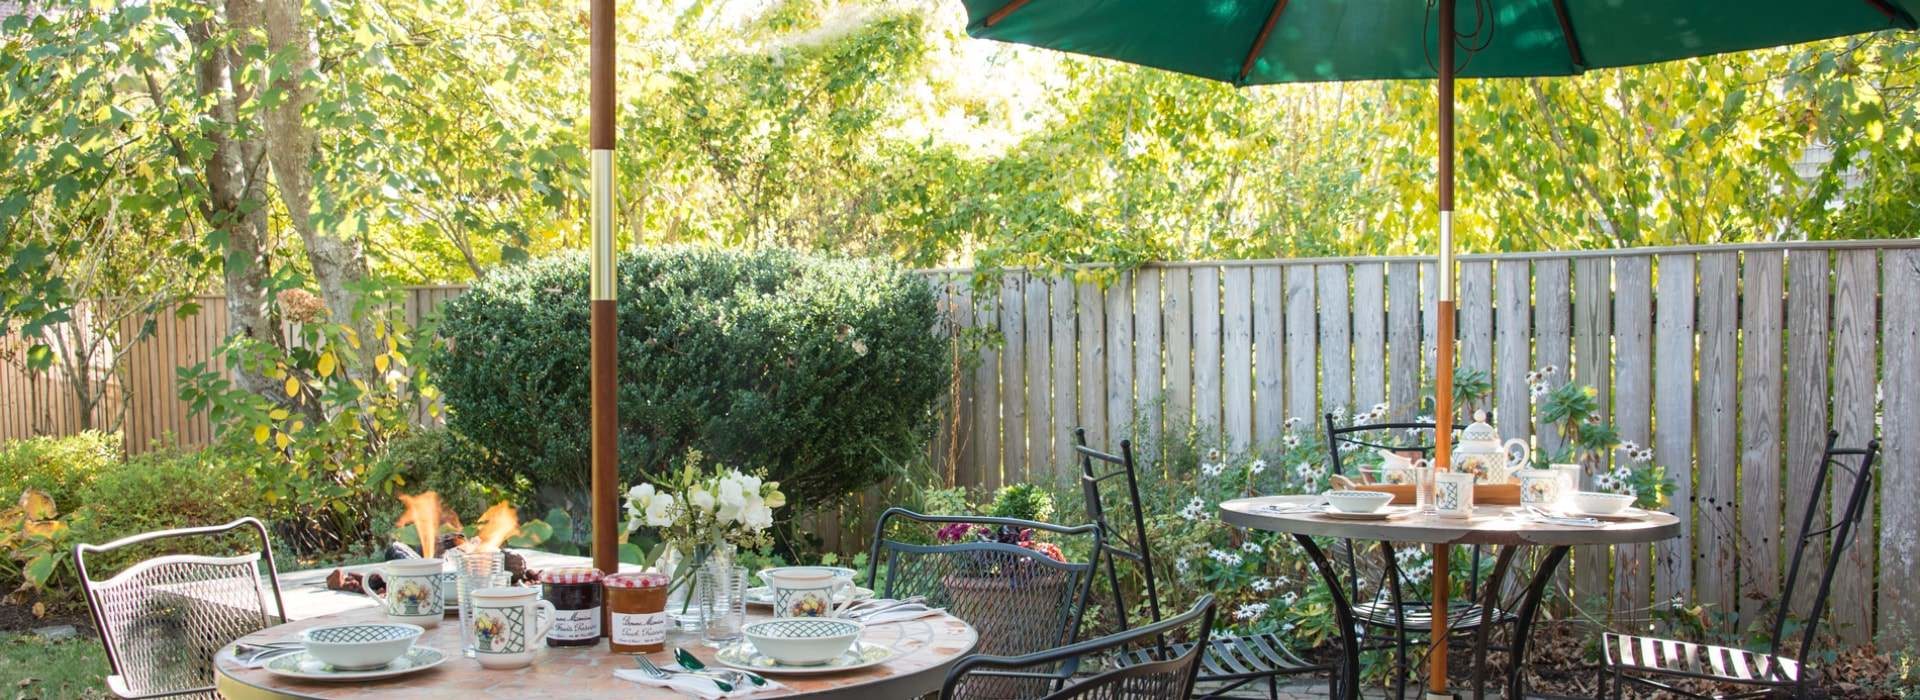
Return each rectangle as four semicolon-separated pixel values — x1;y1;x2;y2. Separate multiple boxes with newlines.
604;572;671;653
539;567;603;647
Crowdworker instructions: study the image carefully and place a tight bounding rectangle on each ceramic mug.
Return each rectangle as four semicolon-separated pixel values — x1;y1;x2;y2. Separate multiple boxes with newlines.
467;587;556;669
363;558;445;626
1516;469;1563;507
1549;463;1584;506
1434;471;1476;519
763;569;849;618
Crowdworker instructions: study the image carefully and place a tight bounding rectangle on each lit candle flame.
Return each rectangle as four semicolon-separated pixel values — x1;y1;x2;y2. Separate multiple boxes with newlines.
395;492;442;559
472;501;520;552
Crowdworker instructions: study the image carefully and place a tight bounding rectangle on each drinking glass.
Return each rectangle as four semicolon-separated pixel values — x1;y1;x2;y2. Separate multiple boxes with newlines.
1409;459;1436;516
700;565;747;647
451;548;507;658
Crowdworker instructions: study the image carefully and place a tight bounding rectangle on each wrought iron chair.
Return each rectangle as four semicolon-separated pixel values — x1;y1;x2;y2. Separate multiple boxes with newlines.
867;507;1104;699
1073;429;1335;699
942;595;1218;700
1323;414;1517;699
75;517;286;700
1601;432;1878;699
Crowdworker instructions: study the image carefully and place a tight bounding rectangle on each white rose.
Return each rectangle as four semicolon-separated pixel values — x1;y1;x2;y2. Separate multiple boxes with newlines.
644;493;675;527
716;477;747;523
688;487;716;513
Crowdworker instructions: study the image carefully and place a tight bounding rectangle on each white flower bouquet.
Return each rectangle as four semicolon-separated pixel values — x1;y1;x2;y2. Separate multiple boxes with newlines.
624;450;786;553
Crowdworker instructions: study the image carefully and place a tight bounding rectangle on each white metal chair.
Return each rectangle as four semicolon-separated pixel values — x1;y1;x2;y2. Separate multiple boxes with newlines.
75;517;286;699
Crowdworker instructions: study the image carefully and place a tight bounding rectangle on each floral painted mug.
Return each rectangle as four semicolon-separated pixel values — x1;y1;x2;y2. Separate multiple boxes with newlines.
467;587;555;669
764;569;850;618
1516;469;1564;508
1434;471;1476;519
363;558;444;627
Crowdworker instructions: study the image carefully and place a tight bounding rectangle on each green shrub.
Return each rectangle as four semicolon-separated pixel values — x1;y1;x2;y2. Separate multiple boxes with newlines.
430;247;947;512
371;429;526;522
76;448;264;545
0;431;120;509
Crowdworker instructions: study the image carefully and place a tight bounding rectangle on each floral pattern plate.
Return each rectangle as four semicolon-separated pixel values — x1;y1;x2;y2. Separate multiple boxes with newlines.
262;647;447;682
714;640;895;675
743;585;873;607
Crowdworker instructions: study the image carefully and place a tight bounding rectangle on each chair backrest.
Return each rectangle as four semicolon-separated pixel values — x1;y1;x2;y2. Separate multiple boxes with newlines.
75;517;284;698
1072;428;1164;634
867;508;1103;663
1769;431;1879;676
941;595;1217;700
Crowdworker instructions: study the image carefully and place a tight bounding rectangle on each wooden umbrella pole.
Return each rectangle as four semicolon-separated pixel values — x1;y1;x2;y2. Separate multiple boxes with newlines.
588;0;619;575
1430;0;1458;696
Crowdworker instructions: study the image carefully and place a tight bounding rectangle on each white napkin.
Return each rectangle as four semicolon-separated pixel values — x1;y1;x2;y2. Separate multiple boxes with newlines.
858;606;946;624
614;667;784;699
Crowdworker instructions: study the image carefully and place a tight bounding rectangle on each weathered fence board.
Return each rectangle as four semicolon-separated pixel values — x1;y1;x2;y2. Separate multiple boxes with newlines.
1737;251;1783;626
998;275;1026;491
1285;266;1317;424
1786;251;1831;616
1161;269;1192;447
951;281;976;485
1351;264;1386;412
972;287;1001;491
1459;261;1493;385
1882;248;1920;641
1830;250;1878;644
1106;274;1135;443
1319;265;1353;413
1388;262;1421;421
1534;260;1572;460
1224;268;1254;450
1573;257;1615;614
1193;267;1223;446
1048;278;1077;487
1133;269;1163;463
1023;275;1051;479
1696;252;1739;631
1076;279;1108;454
1612;256;1654;619
1495;262;1531;442
1253;267;1286;446
1652;254;1696;605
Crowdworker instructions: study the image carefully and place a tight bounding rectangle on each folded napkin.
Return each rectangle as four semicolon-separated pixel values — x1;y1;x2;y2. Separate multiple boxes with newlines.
858;605;946;624
614;667;784;699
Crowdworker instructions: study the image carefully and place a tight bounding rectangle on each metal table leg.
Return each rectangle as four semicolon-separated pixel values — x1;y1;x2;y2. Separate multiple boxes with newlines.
1295;534;1361;700
1506;545;1570;700
1470;545;1518;700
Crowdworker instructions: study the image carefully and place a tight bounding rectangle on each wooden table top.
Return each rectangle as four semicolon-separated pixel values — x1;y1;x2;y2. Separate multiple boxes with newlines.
215;604;978;699
1219;495;1682;547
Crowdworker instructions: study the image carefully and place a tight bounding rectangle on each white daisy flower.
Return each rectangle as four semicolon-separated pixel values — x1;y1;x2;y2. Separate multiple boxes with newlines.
1251;577;1275;593
1201;462;1225;477
1282;434;1301;449
1249;459;1268;474
1175;558;1190;574
1233;602;1269;621
1241;541;1263;554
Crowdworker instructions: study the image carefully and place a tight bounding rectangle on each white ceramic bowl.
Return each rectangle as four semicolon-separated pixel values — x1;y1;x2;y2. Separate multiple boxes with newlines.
743;618;862;666
1323;490;1394;514
301;623;423;670
757;566;859;586
1568;491;1636;515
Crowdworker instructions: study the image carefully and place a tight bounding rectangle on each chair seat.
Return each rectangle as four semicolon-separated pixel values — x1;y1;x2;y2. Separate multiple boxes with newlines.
1352;600;1516;632
1119;631;1326;681
1602;632;1801;685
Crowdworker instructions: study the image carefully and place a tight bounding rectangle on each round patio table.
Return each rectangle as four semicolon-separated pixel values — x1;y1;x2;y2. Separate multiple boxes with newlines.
1219;495;1680;700
214;604;978;699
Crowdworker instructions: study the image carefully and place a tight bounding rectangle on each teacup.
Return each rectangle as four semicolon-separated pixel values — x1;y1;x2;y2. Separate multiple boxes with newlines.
467;587;555;669
762;569;851;618
1516;469;1563;508
1434;471;1476;519
363;558;445;627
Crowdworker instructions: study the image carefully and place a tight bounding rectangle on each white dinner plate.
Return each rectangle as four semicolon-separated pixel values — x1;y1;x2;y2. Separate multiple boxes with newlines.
1318;505;1410;521
713;640;896;675
262;647;447;682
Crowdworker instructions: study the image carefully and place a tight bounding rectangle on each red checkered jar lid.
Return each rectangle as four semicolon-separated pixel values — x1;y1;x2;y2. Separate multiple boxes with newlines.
540;567;603;584
604;572;670;588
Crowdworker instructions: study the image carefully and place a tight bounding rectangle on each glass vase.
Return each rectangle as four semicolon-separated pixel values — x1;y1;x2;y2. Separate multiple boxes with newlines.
661;540;735;632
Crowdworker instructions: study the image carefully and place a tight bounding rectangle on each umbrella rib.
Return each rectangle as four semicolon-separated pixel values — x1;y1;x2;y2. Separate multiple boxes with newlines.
1548;0;1586;70
1237;0;1293;82
1866;0;1919;29
984;0;1033;27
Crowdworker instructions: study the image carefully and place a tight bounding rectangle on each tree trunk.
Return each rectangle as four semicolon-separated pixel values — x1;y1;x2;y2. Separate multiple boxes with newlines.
257;0;373;368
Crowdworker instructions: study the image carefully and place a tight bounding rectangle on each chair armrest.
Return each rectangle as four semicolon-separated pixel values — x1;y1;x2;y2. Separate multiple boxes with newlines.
106;676;217;700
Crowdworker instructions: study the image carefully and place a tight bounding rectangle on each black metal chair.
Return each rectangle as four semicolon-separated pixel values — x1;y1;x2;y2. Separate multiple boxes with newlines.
867;507;1105;699
75;517;287;700
942;595;1218;700
1323;414;1518;699
1073;429;1335;699
1600;432;1879;699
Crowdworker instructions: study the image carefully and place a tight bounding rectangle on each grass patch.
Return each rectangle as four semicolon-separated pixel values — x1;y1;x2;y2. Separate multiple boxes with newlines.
0;633;106;699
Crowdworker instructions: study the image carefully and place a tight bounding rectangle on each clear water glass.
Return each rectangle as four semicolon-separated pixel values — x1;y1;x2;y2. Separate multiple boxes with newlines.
1410;461;1436;515
451;548;507;658
700;565;747;646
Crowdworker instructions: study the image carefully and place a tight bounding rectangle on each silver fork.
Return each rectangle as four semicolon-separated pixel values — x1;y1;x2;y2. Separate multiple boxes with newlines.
635;655;733;693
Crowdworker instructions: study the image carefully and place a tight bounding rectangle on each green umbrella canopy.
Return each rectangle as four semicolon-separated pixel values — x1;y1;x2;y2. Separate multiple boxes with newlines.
963;0;1919;85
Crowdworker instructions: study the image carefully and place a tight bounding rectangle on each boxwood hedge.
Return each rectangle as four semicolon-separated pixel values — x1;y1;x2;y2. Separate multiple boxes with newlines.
429;248;947;511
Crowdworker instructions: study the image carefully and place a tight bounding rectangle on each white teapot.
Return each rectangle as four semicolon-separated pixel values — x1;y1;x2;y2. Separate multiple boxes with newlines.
1450;410;1530;484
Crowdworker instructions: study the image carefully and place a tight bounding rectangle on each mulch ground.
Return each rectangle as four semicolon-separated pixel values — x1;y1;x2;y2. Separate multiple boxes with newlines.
0;603;91;638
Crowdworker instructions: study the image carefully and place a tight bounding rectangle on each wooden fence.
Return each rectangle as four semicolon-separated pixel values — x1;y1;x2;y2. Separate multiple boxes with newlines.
927;240;1920;645
4;240;1918;644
